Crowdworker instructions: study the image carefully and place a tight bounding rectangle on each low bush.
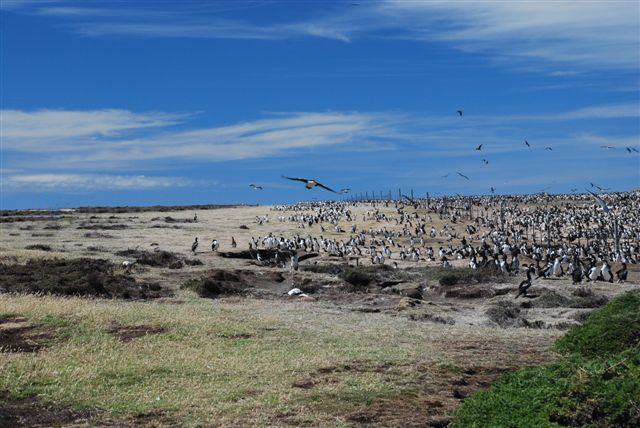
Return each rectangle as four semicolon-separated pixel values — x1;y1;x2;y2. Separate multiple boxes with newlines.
453;291;640;427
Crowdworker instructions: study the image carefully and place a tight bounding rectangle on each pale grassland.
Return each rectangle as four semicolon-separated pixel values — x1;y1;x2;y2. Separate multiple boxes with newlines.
0;292;559;426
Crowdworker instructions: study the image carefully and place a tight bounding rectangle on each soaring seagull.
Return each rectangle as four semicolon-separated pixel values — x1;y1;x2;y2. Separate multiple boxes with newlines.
340;188;351;194
457;172;470;180
282;176;338;193
475;144;483;151
524;140;531;147
457;110;463;116
482;159;489;164
249;184;263;190
587;190;611;212
545;147;553;151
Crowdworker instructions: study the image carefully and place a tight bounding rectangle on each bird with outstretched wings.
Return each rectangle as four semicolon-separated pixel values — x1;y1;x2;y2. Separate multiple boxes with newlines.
282;176;338;193
457;172;470;180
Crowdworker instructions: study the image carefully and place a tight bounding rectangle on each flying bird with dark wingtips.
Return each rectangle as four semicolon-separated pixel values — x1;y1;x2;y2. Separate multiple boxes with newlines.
249;184;263;190
627;146;639;153
340;188;351;194
457;172;470;180
524;140;530;147
282;176;338;193
600;146;615;149
545;147;553;151
457;110;463;116
475;144;483;151
482;159;489;164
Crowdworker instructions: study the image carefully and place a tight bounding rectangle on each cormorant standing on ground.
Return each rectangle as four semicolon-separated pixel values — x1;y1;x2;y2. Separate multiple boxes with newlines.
516;265;534;298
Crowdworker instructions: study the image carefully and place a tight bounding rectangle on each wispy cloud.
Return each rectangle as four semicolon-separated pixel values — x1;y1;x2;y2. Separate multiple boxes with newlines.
3;173;194;190
9;0;637;71
2;105;637;173
1;109;397;167
372;1;640;70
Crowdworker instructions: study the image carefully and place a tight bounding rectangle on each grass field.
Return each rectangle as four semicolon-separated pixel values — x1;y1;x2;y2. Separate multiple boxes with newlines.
1;290;559;426
1;203;638;426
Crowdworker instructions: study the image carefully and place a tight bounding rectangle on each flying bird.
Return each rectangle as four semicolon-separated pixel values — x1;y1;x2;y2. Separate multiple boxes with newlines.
249;184;263;190
524;140;531;147
600;146;615;149
457;110;463;116
340;188;351;194
441;174;450;178
475;144;483;151
281;176;338;193
626;146;639;153
545;147;553;151
457;172;470;180
482;159;489;164
491;187;495;193
587;190;611;212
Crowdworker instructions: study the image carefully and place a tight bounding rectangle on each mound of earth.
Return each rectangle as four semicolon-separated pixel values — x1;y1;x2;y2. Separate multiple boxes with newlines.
0;258;168;299
182;269;287;298
115;249;202;269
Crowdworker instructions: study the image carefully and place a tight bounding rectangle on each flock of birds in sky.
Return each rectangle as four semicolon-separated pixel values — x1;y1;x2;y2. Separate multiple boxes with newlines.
245;110;639;196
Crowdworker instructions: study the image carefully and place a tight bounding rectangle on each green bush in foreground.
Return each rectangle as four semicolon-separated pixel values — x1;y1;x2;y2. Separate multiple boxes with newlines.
452;291;640;427
555;290;640;358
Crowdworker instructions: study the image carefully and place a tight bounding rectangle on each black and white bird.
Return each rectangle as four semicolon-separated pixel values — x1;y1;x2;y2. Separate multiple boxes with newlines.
524;140;531;147
475;144;483;151
282;176;338;193
457;110;463;116
191;237;199;253
231;237;237;248
340;188;351;194
249;184;263;190
600;146;615;149
482;159;489;164
457;172;470;180
545;147;553;151
211;239;219;251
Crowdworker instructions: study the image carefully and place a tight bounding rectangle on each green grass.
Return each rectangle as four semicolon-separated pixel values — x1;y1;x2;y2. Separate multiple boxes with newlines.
452;290;640;427
555;290;640;358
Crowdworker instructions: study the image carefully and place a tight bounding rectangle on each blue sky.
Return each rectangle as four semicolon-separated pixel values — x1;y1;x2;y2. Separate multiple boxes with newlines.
1;0;639;209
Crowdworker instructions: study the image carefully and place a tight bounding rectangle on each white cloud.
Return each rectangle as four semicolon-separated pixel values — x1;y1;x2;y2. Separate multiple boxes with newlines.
1;109;396;166
14;0;637;71
4;174;194;190
372;1;640;70
1;109;186;152
2;105;637;170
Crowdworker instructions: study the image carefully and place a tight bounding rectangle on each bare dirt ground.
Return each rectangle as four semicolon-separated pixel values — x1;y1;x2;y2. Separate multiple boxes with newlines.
1;203;638;426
